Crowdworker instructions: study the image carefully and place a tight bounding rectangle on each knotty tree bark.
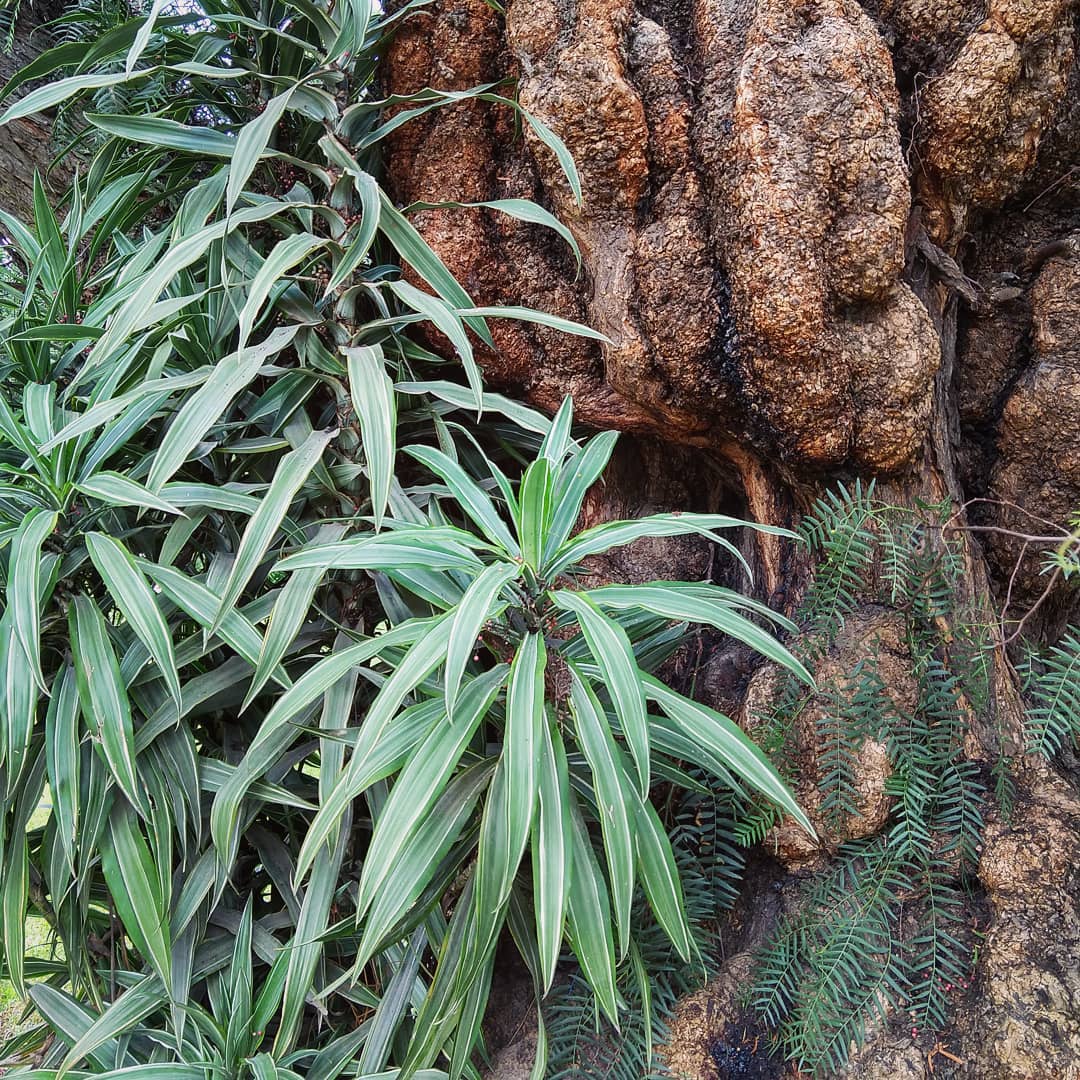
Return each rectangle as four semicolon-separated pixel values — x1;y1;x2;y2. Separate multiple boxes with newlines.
383;0;1080;1075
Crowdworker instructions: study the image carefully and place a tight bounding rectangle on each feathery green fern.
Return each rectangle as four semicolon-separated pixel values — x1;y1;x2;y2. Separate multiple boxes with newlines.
747;487;987;1076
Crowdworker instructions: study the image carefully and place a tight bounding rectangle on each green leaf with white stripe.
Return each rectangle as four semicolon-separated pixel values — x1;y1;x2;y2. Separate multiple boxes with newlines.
405;445;518;554
517;457;551;571
86;533;182;712
212;619;435;864
642;674;814;838
29;985;122;1071
139;560;280;678
552;589;650;796
88;112;238;155
100;802;171;987
2;832;28;998
147;324;299;492
2;613;38;794
358;762;494;970
274;816;348;1055
290;698;445;886
357;665;507;921
568;665;634;958
320;140;379;296
587;582;813;687
226;86;295;213
345;343;396;531
532;717;573;992
632;794;692;961
356;929;425;1074
444;561;517;721
209;427;334;637
565;802;619;1024
474;634;545;953
545;512;794;580
522;112;582;205
389;278;482;410
10;507;57;692
56;975;166;1079
544;430;619;561
45;664;81;875
376;192;492;348
245;523;346;709
70;595;143;812
77;472;184;516
237;232;324;350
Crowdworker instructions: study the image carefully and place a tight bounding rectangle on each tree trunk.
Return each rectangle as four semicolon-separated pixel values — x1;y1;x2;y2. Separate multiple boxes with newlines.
0;0;68;220
385;0;1080;1075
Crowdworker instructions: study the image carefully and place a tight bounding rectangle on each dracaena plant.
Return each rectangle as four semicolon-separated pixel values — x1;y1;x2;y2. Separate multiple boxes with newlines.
203;394;816;1067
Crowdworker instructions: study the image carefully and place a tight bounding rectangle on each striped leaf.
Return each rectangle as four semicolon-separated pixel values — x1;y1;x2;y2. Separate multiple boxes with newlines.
568;665;635;958
356;665;507;921
552;589;650;796
100;803;171;987
473;634;545;954
565;802;619;1024
147;324;300;492
244;523;347;709
226;86;296;212
587;582;812;686
443;561;517;721
86;533;182;711
69;596;143;812
345;344;396;531
77;472;184;516
404;445;518;554
45;665;81;875
642;674;815;838
532;716;573;992
209;427;334;637
9;507;58;692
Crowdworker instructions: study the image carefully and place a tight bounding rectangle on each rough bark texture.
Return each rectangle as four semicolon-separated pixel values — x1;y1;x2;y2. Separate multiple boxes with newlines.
0;0;68;220
385;0;1080;1075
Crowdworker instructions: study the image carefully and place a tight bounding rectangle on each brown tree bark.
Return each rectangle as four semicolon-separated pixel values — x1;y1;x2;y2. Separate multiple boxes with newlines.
384;0;1080;1075
0;0;68;220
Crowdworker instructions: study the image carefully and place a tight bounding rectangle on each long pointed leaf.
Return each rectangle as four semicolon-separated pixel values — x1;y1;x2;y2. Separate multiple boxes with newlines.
209;427;334;636
532;718;573;992
100;804;171;987
70;596;143;811
473;634;545;956
86;533;182;711
567;665;635;959
552;590;650;796
345;344;396;531
357;666;507;919
10;508;58;692
642;675;814;837
444;561;517;721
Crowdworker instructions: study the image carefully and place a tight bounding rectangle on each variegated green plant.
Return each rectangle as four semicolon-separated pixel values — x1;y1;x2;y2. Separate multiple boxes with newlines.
227;394;816;1068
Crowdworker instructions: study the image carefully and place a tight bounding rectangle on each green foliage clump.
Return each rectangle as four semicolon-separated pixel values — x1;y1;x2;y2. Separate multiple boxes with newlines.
542;783;746;1079
746;485;988;1076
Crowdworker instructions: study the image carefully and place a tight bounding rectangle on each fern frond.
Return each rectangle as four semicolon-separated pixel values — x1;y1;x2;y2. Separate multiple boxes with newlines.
0;3;20;53
752;843;910;1074
905;870;969;1032
1024;630;1080;756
